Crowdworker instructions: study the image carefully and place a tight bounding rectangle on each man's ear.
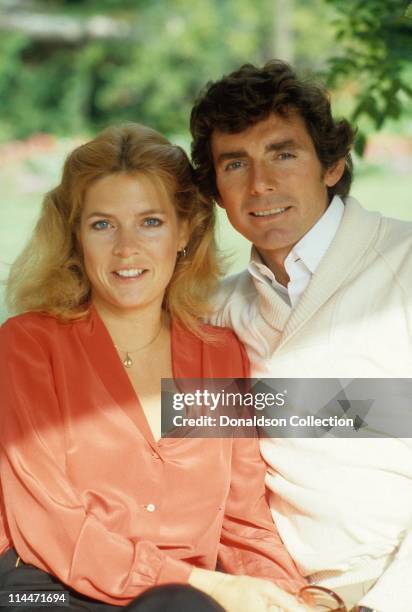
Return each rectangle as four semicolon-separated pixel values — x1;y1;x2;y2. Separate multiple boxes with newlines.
214;194;224;209
324;158;346;188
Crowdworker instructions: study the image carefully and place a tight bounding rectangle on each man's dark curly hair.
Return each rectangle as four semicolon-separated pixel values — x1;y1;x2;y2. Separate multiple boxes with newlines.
190;60;356;201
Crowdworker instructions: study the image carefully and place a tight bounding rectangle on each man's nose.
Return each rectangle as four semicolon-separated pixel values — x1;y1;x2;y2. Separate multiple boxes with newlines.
112;228;140;258
249;162;276;195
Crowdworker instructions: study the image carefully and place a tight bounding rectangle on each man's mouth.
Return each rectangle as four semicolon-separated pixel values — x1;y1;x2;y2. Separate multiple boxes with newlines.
113;268;146;278
250;206;289;217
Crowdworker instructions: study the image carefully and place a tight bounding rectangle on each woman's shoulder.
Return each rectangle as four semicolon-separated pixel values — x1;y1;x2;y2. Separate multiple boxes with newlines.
204;324;249;377
0;311;88;345
1;311;62;337
2;310;56;327
201;323;245;348
176;319;244;347
0;314;59;360
173;320;249;378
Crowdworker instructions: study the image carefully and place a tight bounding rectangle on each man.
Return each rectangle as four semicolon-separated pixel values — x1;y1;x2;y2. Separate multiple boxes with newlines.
190;61;412;612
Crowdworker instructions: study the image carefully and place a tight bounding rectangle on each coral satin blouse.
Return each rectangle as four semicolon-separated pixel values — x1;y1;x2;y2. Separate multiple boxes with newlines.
0;309;304;605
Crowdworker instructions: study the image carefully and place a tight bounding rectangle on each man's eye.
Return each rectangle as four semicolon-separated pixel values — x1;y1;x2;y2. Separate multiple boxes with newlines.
91;220;112;230
224;160;245;171
278;152;295;160
143;217;163;227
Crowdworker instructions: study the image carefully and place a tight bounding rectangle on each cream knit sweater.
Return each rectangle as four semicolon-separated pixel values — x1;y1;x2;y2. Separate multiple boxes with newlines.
211;198;412;612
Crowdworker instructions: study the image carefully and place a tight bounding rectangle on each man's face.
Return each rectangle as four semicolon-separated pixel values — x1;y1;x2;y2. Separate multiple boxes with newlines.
211;112;344;266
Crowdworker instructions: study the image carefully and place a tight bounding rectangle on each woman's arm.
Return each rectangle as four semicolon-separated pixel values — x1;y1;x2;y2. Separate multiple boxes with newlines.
0;486;11;555
218;435;306;595
188;329;309;611
215;329;305;593
0;319;192;605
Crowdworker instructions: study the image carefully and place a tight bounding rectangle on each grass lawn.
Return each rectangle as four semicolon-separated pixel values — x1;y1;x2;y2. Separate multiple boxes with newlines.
1;140;411;323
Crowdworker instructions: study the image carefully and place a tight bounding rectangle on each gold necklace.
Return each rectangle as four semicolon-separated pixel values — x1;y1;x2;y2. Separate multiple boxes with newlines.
114;324;163;368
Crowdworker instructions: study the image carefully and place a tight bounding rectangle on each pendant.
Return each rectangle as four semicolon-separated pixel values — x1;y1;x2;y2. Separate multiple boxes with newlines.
123;353;133;368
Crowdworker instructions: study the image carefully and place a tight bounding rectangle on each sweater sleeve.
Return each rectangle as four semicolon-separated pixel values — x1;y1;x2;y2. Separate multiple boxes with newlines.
0;320;191;606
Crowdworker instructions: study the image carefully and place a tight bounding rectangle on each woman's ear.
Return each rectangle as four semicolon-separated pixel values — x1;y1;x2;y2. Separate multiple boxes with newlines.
177;219;190;253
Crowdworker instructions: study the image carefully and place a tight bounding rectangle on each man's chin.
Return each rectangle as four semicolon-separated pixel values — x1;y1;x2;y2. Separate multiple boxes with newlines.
251;231;297;254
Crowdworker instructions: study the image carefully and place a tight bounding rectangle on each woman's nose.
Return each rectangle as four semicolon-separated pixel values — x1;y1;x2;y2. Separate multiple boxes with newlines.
112;228;140;258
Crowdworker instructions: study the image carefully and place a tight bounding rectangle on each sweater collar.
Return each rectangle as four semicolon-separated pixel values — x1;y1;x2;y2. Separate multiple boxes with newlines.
248;197;382;346
291;195;344;274
249;197;344;308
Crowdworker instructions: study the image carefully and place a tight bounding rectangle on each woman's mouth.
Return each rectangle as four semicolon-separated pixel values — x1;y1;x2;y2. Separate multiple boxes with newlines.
113;268;146;279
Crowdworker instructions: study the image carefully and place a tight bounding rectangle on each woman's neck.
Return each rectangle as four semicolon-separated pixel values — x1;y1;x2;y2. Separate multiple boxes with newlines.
91;299;167;352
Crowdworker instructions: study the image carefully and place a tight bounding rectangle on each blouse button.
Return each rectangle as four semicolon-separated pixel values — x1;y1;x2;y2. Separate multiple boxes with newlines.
145;503;156;512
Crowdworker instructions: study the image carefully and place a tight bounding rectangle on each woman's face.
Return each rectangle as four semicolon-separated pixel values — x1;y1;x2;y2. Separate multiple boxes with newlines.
79;172;188;317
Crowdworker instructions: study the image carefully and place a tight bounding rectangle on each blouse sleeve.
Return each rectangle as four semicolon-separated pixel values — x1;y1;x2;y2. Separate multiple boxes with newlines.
0;320;191;606
217;331;306;595
218;436;306;594
0;489;11;555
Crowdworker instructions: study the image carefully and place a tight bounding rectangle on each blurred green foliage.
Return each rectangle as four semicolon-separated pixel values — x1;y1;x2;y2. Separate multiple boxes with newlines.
1;1;411;144
1;0;410;144
0;0;257;138
325;0;412;154
0;0;344;140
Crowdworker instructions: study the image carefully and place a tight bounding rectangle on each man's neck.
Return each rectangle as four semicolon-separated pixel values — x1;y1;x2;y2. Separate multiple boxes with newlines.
253;197;345;287
256;247;291;287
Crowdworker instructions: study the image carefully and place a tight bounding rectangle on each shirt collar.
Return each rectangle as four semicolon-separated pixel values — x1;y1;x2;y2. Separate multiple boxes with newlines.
290;195;344;274
249;195;345;283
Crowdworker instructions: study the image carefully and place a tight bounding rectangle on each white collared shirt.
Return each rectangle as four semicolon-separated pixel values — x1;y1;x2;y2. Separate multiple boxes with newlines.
249;196;345;307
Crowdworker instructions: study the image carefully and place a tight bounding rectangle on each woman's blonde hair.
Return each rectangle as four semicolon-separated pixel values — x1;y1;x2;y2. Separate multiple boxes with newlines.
6;123;222;336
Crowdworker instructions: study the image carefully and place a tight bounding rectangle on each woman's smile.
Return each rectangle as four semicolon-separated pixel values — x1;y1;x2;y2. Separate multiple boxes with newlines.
79;172;188;316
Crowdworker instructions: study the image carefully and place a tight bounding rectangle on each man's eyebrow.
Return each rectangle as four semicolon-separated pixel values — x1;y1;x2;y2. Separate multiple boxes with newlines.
265;139;298;152
215;150;249;164
215;139;299;164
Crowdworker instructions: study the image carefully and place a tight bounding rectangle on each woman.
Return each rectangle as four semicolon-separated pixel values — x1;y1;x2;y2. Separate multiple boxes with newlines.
0;124;309;612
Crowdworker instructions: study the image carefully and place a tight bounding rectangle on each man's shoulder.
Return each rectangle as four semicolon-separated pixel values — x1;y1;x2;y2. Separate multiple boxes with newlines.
213;269;257;309
344;196;412;244
208;268;259;328
378;213;412;246
341;197;412;292
340;197;412;267
219;268;256;297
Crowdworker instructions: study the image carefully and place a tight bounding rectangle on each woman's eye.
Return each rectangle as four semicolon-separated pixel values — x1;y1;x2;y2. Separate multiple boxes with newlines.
91;219;112;230
143;217;163;227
